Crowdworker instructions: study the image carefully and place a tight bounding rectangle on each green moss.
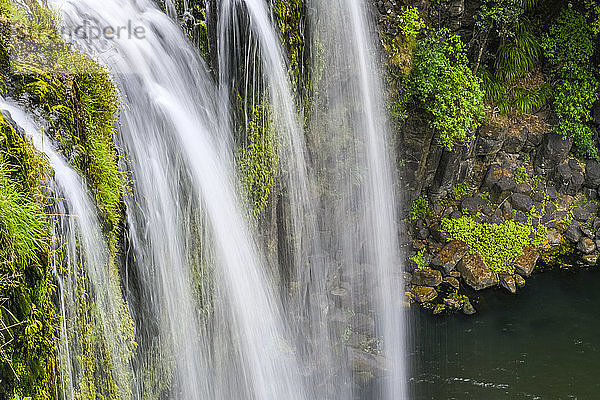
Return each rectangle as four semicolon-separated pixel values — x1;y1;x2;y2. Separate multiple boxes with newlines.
0;115;55;399
274;0;305;93
0;1;131;397
441;215;547;273
237;101;278;219
1;0;125;248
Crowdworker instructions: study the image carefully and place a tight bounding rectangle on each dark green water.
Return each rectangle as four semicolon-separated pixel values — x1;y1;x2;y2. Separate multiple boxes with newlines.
409;268;600;399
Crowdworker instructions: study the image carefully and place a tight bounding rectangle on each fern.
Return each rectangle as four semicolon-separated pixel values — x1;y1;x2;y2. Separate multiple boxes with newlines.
495;25;540;83
512;84;552;114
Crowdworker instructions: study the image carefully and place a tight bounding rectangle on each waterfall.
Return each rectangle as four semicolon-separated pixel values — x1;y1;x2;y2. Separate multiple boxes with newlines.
307;0;407;398
47;0;309;398
0;99;135;400
5;0;407;397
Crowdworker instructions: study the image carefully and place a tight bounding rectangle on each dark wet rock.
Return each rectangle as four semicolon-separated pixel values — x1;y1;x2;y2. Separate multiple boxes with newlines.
461;195;486;215
532;189;545;202
581;225;594;239
430;224;451;243
554;161;584;195
534;133;572;176
410;286;437;303
484;164;503;187
585;160;600;188
514;211;527;224
502;128;526;153
572;206;592;222
449;270;461;279
514;274;526;287
564;221;582;243
462;298;476;315
431;240;469;274
577;237;596;254
584;187;598;200
499;273;517;294
441;206;454;219
501;201;513;220
491;209;504;224
450;210;463;220
546;185;559;200
456;253;499;290
442;276;460;289
512;246;539;277
481;204;494;216
515;183;531;194
443;295;465;310
475;124;506;157
496;176;516;194
411;268;443;287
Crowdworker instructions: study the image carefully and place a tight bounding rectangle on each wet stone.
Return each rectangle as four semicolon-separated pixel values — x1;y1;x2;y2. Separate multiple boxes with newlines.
514;274;526;287
577;237;596;254
442;276;460;289
513;246;539;277
411;268;443;287
410;286;437;303
431;240;470;274
499;273;517;294
462;299;476;315
456;253;499;290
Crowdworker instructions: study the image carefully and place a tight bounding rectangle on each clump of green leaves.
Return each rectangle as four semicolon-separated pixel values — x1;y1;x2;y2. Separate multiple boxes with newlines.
542;8;599;159
398;6;426;40
409;29;485;150
441;215;547;272
409;248;428;270
410;194;429;220
453;182;472;199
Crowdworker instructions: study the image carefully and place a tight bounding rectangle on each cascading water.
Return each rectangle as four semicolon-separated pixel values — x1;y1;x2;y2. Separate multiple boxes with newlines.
47;0;309;398
307;1;407;398
6;0;407;397
0;99;135;400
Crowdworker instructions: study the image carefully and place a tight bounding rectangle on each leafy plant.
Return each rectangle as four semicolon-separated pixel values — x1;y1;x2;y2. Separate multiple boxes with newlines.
410;29;485;150
542;8;599;159
409;248;428;270
410;194;429;220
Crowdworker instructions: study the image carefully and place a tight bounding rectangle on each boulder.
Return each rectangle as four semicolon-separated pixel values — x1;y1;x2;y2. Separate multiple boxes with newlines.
433;304;446;315
410;286;437;303
510;193;533;213
572;206;592;222
514;274;526;287
462;298;476;315
461;195;486;215
515;183;531;194
512;246;539;277
534;133;572;176
431;240;469;274
502;127;526;153
581;225;594;239
456;253;499;290
564;221;582;243
442;276;460;289
577;237;596;254
411;268;443;287
443;295;465;310
585;160;600;188
499;273;517;294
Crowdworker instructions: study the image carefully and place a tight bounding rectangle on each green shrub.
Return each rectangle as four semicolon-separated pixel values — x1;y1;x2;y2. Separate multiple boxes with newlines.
410;29;485;150
542;8;599;159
